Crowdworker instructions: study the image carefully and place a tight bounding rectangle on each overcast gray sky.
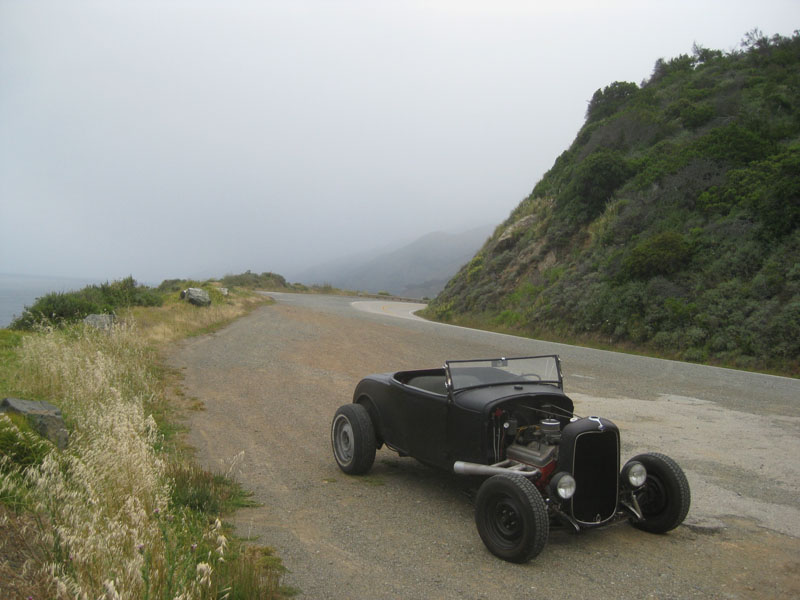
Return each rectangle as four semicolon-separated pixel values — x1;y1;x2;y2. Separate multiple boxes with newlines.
1;1;798;283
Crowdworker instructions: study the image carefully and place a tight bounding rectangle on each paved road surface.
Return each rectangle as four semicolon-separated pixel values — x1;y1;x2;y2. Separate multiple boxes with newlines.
169;292;799;599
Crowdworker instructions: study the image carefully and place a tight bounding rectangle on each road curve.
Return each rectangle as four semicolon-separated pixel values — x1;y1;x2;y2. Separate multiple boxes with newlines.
351;299;428;321
169;292;800;600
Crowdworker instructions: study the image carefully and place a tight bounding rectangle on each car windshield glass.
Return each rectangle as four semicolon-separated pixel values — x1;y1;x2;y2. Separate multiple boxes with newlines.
446;356;562;391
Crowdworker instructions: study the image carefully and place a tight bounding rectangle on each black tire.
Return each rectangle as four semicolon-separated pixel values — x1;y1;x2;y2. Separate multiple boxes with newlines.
475;474;549;563
331;404;376;475
631;452;691;534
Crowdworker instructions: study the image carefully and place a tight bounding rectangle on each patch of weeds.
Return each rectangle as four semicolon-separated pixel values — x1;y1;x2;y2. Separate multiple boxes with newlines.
0;413;53;474
219;543;295;599
0;505;54;598
168;461;258;514
147;396;189;454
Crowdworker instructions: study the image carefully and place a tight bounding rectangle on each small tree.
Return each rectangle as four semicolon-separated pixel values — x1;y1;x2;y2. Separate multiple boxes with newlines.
560;149;633;222
691;42;722;64
586;81;639;122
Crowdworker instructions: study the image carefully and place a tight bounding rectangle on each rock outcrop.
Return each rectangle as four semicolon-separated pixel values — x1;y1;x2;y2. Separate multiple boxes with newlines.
83;313;116;330
182;288;211;307
0;397;69;449
495;215;536;252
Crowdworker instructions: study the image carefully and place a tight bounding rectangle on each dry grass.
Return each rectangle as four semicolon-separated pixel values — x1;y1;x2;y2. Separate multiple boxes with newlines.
0;289;285;599
124;290;270;348
0;504;54;598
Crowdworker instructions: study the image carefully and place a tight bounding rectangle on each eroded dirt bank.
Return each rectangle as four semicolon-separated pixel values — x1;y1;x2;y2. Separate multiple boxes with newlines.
169;296;800;599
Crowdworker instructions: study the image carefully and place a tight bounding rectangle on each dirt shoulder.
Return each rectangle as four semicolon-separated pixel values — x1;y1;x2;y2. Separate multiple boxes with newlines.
168;297;800;600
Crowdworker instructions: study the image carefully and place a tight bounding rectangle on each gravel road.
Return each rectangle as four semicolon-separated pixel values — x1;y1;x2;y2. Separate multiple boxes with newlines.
168;293;800;599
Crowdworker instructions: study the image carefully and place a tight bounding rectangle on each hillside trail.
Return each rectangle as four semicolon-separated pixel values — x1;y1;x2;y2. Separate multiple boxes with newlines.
168;297;800;600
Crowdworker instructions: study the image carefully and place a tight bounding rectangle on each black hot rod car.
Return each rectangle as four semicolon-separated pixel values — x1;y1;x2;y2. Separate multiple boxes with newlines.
331;355;690;562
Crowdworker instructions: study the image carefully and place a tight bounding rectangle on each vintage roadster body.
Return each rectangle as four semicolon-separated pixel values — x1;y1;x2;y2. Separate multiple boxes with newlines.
331;355;690;562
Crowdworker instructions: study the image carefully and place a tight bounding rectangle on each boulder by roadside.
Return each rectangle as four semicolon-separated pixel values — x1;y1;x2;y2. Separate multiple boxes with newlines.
0;397;69;449
83;313;116;330
180;288;211;307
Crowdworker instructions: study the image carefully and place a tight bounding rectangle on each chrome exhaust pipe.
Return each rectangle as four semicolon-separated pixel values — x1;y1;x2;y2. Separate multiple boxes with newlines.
453;460;540;479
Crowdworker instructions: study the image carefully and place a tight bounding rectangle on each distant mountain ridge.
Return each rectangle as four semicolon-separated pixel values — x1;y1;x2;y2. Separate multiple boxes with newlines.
426;32;800;374
295;225;493;298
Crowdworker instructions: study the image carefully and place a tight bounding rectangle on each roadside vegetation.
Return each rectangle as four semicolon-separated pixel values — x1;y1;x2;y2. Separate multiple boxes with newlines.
10;276;163;330
426;30;800;377
0;278;294;598
9;271;414;336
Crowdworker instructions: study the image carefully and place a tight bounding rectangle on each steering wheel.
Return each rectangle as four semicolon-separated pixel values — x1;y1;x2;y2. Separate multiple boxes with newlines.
519;373;542;381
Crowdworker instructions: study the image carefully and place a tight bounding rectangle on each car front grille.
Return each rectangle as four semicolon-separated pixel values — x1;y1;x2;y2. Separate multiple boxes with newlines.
570;429;619;524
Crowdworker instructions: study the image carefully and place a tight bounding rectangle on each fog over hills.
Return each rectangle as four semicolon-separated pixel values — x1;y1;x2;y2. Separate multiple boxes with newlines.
293;225;494;298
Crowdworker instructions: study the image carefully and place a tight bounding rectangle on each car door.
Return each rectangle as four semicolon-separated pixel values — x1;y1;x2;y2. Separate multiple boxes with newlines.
382;381;449;467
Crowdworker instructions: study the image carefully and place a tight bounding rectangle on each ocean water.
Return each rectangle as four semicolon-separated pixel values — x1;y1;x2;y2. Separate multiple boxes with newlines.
0;273;102;328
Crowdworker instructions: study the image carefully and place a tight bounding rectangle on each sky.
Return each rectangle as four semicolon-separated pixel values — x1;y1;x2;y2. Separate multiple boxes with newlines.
1;1;798;284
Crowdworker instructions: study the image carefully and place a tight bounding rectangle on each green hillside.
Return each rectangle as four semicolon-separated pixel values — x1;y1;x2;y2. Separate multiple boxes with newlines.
425;30;800;375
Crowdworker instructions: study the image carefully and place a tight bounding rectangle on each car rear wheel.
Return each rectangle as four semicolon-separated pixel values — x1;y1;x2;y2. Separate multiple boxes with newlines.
331;404;376;475
475;473;549;563
631;452;691;533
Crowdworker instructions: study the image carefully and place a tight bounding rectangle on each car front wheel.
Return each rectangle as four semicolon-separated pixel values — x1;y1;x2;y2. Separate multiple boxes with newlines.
475;473;549;563
331;403;376;475
631;452;691;533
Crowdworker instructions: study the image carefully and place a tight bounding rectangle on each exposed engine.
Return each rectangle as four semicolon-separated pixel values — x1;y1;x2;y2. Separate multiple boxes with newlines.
505;419;560;466
490;402;572;488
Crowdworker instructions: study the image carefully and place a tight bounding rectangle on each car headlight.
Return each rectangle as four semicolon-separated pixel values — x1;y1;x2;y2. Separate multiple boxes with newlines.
622;460;647;487
549;472;577;500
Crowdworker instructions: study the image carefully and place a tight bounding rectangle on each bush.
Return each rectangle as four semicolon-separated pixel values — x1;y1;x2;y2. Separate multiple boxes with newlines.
11;293;100;329
697;145;800;237
621;232;693;280
744;147;800;238
693;123;775;165
680;102;715;129
157;279;201;294
647;54;695;85
665;98;715;129
586;81;639;122
559;149;633;223
218;271;288;290
11;277;163;330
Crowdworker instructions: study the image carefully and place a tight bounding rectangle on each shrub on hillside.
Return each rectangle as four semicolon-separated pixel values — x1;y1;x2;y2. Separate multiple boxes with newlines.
697;145;800;237
678;101;715;129
12;293;100;330
11;277;162;330
586;81;639;122
647;53;696;86
621;232;693;280
693;123;776;165
218;271;288;289
156;278;203;294
559;149;633;224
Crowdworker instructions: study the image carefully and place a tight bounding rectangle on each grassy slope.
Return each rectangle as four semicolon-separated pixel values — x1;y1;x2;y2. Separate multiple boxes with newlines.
426;33;800;376
0;287;296;599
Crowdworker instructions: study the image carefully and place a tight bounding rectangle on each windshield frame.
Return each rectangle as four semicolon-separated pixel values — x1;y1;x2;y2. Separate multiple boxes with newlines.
445;355;563;393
